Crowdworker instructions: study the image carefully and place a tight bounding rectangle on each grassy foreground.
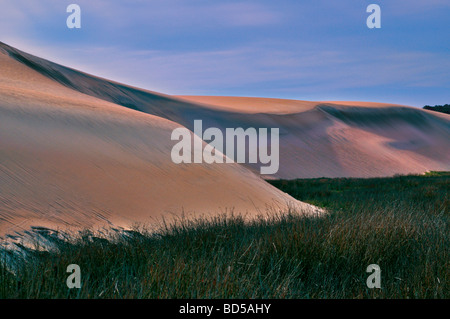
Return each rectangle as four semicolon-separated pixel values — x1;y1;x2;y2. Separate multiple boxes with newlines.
1;173;448;298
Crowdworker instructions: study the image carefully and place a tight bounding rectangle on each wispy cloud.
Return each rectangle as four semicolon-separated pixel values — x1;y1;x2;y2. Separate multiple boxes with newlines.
46;43;448;97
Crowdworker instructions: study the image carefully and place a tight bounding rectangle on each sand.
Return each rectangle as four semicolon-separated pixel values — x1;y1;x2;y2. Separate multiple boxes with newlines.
0;41;449;238
175;96;450;178
0;43;315;239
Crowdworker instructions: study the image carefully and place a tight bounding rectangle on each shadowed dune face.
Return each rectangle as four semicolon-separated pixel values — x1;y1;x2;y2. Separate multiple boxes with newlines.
272;104;450;178
0;45;314;239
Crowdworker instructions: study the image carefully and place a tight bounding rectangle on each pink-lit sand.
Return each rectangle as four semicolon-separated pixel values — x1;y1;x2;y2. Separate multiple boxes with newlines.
0;42;448;238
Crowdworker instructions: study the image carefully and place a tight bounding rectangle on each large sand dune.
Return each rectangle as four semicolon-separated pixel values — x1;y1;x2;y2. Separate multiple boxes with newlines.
1;43;448;180
0;43;313;239
0;41;449;238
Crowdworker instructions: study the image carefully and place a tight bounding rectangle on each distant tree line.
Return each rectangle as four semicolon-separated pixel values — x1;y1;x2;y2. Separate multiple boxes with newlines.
423;104;450;114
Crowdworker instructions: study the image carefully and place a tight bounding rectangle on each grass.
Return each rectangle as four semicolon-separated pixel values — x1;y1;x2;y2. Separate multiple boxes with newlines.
0;173;448;299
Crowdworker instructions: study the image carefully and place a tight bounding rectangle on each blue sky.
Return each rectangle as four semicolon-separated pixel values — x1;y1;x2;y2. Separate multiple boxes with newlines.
0;0;449;107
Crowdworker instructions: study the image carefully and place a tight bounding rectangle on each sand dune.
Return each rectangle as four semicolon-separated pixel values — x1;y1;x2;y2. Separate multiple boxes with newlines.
177;96;450;178
3;42;449;180
0;43;314;239
0;41;449;238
